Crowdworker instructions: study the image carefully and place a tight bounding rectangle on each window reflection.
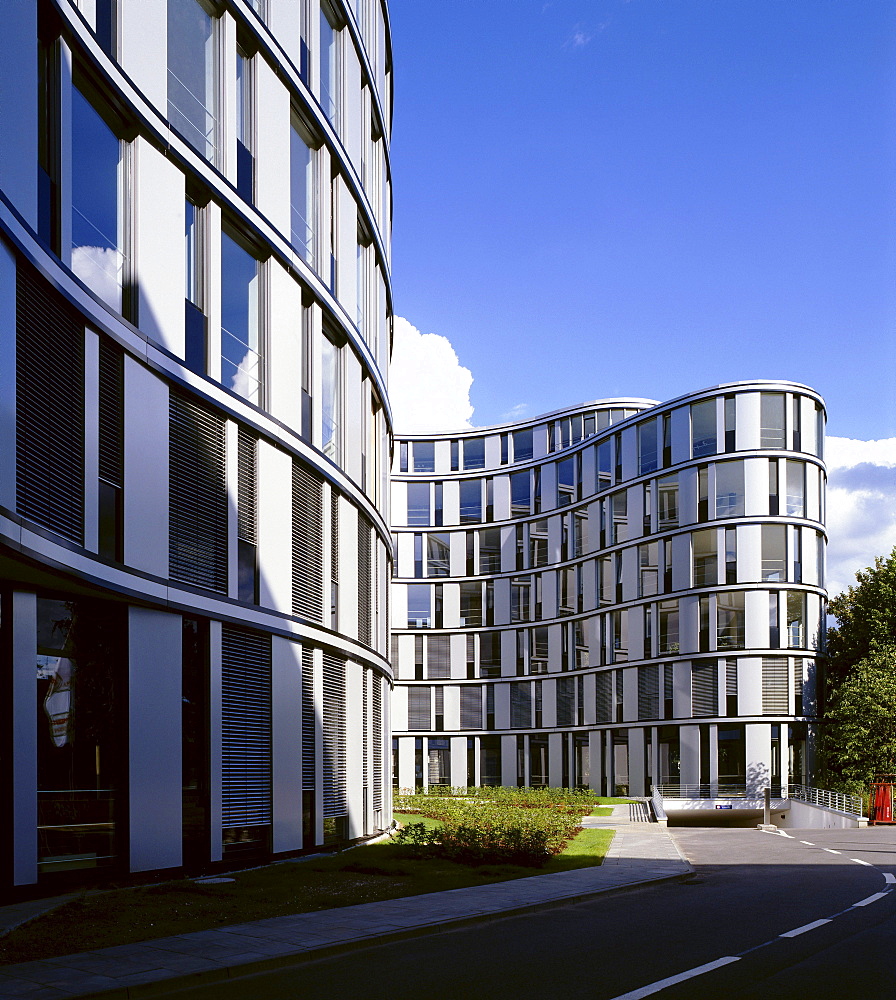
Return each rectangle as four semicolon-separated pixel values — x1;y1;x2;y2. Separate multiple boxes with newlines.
221;233;262;404
71;88;124;311
167;0;217;159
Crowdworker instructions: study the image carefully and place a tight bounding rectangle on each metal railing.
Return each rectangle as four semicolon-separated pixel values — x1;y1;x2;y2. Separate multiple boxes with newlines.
653;784;784;799
787;784;864;816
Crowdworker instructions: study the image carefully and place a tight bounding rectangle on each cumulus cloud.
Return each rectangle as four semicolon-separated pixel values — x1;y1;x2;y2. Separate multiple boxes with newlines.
71;244;123;311
824;437;896;597
389;317;474;433
499;403;530;423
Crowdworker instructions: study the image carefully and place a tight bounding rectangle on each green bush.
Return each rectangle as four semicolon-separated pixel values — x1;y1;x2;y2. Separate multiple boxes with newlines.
393;787;593;867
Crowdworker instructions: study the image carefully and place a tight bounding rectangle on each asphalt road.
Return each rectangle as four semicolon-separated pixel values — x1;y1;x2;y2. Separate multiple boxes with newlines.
163;827;896;1000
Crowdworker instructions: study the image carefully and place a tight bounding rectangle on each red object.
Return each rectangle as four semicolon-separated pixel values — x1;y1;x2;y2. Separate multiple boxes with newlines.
869;777;896;825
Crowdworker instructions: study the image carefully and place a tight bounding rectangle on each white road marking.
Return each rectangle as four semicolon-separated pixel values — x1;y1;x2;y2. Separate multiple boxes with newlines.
778;830;794;838
822;848;841;854
606;957;741;1000
800;840;814;845
779;919;832;938
884;873;896;884
850;858;873;866
852;893;888;907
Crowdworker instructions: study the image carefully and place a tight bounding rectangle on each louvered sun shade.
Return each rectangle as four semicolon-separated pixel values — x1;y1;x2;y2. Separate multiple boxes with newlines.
371;672;383;810
460;685;483;730
301;646;316;792
358;511;373;646
322;651;347;817
556;676;575;727
692;661;718;717
97;338;123;489
292;460;324;621
221;625;272;828
169;392;228;592
16;263;85;543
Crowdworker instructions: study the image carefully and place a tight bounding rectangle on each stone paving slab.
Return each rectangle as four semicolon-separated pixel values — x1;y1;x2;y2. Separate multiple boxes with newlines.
0;817;691;1000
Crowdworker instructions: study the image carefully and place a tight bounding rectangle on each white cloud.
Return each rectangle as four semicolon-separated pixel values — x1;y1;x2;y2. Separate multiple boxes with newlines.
824;437;896;597
71;244;123;311
389;317;474;433
499;403;529;423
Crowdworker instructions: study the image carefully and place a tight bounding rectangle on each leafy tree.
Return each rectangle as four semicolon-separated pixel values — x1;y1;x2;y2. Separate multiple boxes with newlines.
819;644;896;789
824;547;896;690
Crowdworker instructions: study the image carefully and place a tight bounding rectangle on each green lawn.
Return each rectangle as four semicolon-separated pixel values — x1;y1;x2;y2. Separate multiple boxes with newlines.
1;818;615;966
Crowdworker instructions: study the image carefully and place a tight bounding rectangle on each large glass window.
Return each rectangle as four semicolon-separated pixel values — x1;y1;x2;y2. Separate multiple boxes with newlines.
290;119;316;265
221;233;263;405
426;533;449;576
413;441;435;473
657;475;678;529
460;582;483;627
787;591;806;648
37;597;124;879
406;483;430;526
557;458;575;506
715;461;745;518
167;0;217;159
692;529;717;587
785;460;805;517
71;88;125;312
717;592;745;650
235;48;254;201
638;420;658;474
320;332;341;460
459;480;482;523
479;528;502;573
319;4;340;129
513;428;533;462
760;393;786;449
639;542;658;597
761;525;787;582
463;438;485;471
658;600;679;654
406;585;431;628
510;472;530;517
691;400;716;458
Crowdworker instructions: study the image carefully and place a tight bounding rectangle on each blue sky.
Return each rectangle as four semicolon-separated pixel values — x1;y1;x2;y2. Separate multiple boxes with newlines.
387;0;895;440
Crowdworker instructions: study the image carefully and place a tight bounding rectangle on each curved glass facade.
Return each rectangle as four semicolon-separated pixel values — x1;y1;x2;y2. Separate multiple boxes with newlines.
1;0;392;891
391;385;826;796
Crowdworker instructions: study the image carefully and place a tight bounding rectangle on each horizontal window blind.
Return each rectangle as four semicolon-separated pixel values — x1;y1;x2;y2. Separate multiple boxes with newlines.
556;676;575;727
322;652;346;816
762;656;789;714
169;392;227;591
237;428;257;544
372;672;383;810
510;682;532;729
638;665;659;721
407;686;431;731
595;672;612;723
691;661;718;717
98;337;123;488
302;646;316;791
460;685;482;729
426;636;450;679
358;512;373;645
292;460;324;620
221;626;272;827
16;263;85;543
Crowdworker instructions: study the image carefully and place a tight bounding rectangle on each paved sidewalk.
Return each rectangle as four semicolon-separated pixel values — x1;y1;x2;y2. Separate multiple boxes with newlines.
0;807;691;1000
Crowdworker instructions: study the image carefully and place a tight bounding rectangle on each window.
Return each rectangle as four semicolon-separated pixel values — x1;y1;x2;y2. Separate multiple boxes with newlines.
787;591;806;648
460;582;482;627
319;4;340;129
717;592;745;650
725;527;737;584
611;609;628;662
167;0;217;159
221;232;263;404
510;472;530;517
511;578;530;622
639;542;658;597
479;528;501;573
691;400;716;458
769;460;780;515
237;429;258;602
513;428;533;462
638;420;658;474
463;438;485;470
529;520;548;568
406;483;430;526
715;461;744;518
184;199;207;373
320;331;341;460
785;460;805;517
657;475;678;529
290;118;317;265
71;88;127;312
612;491;628;543
761;525;787;581
692;529;717;587
413;441;435;473
760;393;786;448
658;600;679;654
406;585;431;628
235;48;254;201
557;458;575;506
724;395;736;451
459;480;482;523
427;533;450;576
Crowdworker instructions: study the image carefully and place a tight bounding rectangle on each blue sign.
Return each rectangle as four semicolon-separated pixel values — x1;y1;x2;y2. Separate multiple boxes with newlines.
715;804;733;809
